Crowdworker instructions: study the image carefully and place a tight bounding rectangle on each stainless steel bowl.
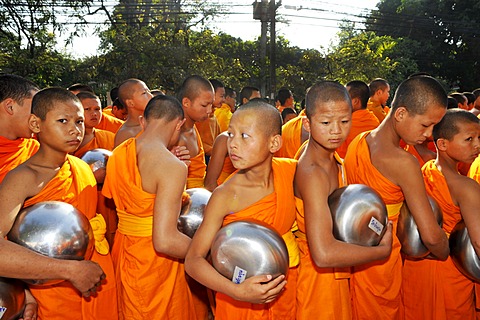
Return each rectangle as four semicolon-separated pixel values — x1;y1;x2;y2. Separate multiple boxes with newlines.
177;188;211;238
7;201;95;285
397;196;443;258
449;220;480;282
210;220;289;284
0;278;26;320
80;148;112;172
328;184;388;246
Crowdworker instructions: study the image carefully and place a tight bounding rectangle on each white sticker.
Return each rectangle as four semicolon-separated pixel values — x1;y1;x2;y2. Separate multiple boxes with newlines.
232;266;248;284
0;306;7;319
368;216;384;236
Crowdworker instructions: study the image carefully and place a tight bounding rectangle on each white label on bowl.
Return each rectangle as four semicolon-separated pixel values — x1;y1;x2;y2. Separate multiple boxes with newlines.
368;217;384;236
0;306;7;318
232;266;247;284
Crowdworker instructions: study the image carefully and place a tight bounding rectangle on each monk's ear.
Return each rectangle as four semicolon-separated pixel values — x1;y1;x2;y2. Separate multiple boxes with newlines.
1;98;15;115
269;134;282;153
436;138;448;152
28;114;41;133
394;106;407;122
302;116;311;133
176;118;186;130
139;115;146;130
182;97;190;109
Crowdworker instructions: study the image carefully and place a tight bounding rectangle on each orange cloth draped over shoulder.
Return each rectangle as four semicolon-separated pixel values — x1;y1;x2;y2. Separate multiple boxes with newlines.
0;137;39;183
72;128;114;158
195;115;221;157
187;125;207;189
22;155;117;320
336;109;379;158
295;151;351;320
275;110;305;158
366;100;387;123
214;103;233;132
102;107;115;117
217;155;236;185
344;132;404;320
468;156;480;181
403;161;475;320
96;113;124;134
215;158;298;320
102;138;196;320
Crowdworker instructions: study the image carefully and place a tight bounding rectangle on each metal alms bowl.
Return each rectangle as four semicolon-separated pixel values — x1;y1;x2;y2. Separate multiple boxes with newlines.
0;278;26;320
210;220;289;284
328;184;388;246
177;188;212;238
449;220;480;282
80;148;112;172
397;196;443;259
7;201;95;286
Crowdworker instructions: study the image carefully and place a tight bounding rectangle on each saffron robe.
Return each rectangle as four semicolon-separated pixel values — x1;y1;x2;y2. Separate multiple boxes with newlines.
72;128;114;159
195;115;221;157
215;158;298;320
344;132;404;320
187;125;207;189
0;137;39;183
214;103;233;132
295;152;351;320
405;144;426;167
336;109;379;159
102;139;196;320
403;161;475;320
468;156;480;182
217;155;236;185
366;99;387;123
275;110;305;159
96;113;124;134
23;155;117;320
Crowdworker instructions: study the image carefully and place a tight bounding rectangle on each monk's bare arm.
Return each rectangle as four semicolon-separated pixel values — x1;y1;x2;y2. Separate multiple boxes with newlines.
204;133;228;192
0;169;105;296
393;155;449;260
185;186;286;304
297;164;392;268
454;178;480;256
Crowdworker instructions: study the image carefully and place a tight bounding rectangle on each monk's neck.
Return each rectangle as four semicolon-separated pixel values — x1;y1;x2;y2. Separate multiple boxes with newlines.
435;155;459;176
30;147;67;169
183;117;196;130
373;116;401;146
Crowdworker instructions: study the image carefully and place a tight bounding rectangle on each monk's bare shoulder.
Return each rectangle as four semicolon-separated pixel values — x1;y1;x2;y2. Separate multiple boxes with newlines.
449;173;480;205
0;162;44;198
373;144;420;186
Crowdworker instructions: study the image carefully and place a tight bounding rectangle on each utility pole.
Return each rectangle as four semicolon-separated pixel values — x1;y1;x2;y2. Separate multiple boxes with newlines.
269;0;276;102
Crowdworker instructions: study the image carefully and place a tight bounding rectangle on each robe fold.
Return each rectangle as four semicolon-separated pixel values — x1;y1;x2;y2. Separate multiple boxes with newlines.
0;137;39;183
215;158;298;320
366;100;387;123
214;104;233;132
102;139;196;320
336;109;379;158
343;132;404;320
195;116;221;157
96;113;124;134
187;125;207;189
275;110;305;159
403;160;475;320
102;107;115;118
23;155;117;320
295;151;351;320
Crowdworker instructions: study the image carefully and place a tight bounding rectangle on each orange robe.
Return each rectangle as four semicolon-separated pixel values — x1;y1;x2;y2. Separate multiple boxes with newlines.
187;125;207;188
344;132;404;320
405;144;426;167
295;152;351;320
195;115;221;157
23;155;117;320
468;156;480;181
96;113;124;134
217;155;236;185
215;158;298;320
102;139;196;320
367;99;387;123
336;109;379;158
71;128;117;248
403;161;475;320
102;107;115;117
214;103;232;132
275;110;305;158
0;137;39;183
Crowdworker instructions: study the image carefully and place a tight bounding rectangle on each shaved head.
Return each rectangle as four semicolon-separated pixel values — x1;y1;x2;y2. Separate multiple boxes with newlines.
177;75;214;102
391;76;447;115
433;108;479;142
144;95;184;122
32;88;81;120
234;98;282;136
118;79;143;106
305;81;352;119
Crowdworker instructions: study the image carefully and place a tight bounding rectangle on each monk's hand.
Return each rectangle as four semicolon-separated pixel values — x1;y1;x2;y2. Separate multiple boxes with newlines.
67;260;105;297
170;146;191;167
378;221;393;258
93;167;106;184
19;289;37;320
235;274;286;304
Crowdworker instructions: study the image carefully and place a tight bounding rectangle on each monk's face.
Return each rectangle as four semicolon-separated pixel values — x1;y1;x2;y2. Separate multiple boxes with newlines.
227;110;275;170
112;105;128;120
305;100;352;150
397;105;445;145
184;89;214;123
443;121;480;164
81;98;102;129
213;87;225;109
128;81;153;112
37;100;85;153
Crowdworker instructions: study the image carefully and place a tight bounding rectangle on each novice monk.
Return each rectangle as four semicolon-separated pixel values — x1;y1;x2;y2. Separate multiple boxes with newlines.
403;109;480;320
294;81;392;320
185;100;298;320
114;78;153;147
0;88;117;319
275;109;308;158
344;75;450;320
204;132;236;192
176;75;214;189
0;74;40;183
367;78;390;123
102;95;196;320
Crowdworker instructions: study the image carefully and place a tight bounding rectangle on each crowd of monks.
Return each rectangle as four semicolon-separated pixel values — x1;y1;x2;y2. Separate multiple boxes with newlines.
1;73;480;320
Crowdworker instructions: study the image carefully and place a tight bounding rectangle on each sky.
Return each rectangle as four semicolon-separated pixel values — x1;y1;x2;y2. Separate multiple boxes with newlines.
60;0;380;57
